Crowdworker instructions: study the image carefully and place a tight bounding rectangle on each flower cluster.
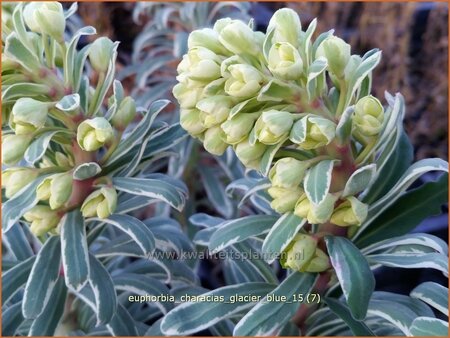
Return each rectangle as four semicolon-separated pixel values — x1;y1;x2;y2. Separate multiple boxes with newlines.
175;8;386;272
2;2;137;236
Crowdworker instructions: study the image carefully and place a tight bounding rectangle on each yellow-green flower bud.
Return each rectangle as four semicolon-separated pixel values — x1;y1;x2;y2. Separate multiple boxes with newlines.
180;108;206;136
178;47;222;82
77;117;114;151
224;64;263;98
187;28;229;55
283;234;317;271
221;113;258;145
34;2;65;41
255;110;294;145
353;95;384;136
111;96;136;129
196;96;234;128
24;2;65;40
290;115;336;150
294;193;337;224
23;2;42;33
234;138;267;170
55;152;74;168
24;205;61;236
172;82;204;109
305;248;331;272
316;36;351;78
218;20;261;56
88;37;115;73
268;42;303;80
268;186;303;213
11;98;49;134
331;196;368;227
203;126;228;156
81;187;117;219
269;157;310;188
2;134;32;165
2;168;38;198
36;172;73;210
267;8;302;47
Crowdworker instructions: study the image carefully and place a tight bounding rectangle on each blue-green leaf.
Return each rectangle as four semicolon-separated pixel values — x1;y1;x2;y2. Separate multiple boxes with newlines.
106;304;138;336
410;317;448;336
61;210;89;290
2;177;44;232
2;303;24;336
90;214;155;256
106;100;169;166
29;277;67;336
2;256;36;305
2;223;34;261
234;272;317;336
199;166;233;218
262;213;306;263
209;215;278;254
23;236;61;319
113;273;173;314
160;283;275;335
113;177;185;211
342;164;376;197
88;254;117;325
325;235;375;320
367;253;448;276
325;298;375;336
410;282;448;315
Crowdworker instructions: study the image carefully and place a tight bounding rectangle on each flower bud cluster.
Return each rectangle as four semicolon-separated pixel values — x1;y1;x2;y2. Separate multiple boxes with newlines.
1;2;138;236
175;8;387;272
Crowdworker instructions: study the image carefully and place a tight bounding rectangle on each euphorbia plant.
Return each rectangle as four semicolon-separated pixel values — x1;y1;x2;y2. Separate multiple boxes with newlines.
166;8;449;336
2;2;195;336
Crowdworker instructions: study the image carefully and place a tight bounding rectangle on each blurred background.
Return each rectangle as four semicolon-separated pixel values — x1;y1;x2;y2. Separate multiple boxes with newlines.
67;1;448;297
72;1;448;161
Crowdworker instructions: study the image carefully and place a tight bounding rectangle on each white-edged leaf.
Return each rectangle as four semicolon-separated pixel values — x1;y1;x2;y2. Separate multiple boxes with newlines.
325;235;375;320
24;131;60;164
209;215;278;254
410;317;448;336
72;162;101;180
113;177;185;211
367;253;448;276
199;166;233;218
365;158;448;228
106;99;169;166
2;83;49;102
88;254;117;325
262;213;306;263
56;93;80;111
234;272;317;336
160;283;275;335
325;298;375;336
29;277;67;336
2;256;36;305
367;299;419;335
89;214;155;255
2;302;24;336
106;304;139;336
259;141;286;176
113;273;173;314
2;222;34;261
410;282;448;315
22;236;61;319
362;233;448;255
61;210;89;291
342;164;376;197
304;159;335;204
